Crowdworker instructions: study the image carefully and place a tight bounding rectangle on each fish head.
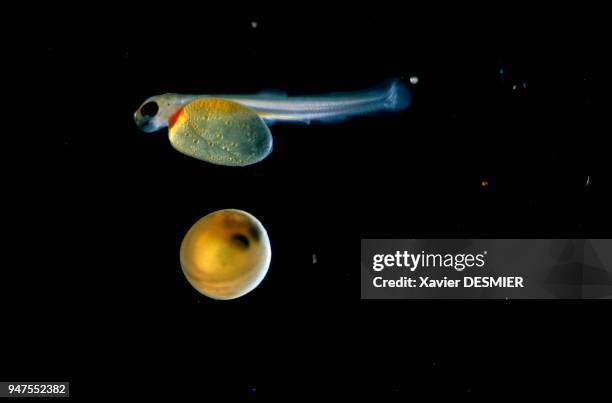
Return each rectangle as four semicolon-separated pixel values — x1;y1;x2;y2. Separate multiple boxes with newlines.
134;93;190;133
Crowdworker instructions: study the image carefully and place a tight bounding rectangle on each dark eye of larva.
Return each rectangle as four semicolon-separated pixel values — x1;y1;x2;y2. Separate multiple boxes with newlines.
232;234;250;249
140;101;159;117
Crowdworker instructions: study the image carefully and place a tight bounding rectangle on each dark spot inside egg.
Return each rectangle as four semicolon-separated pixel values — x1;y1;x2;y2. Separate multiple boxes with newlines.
232;234;250;249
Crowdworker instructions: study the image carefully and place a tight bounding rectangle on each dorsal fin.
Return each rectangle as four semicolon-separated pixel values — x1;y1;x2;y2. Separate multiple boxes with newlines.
257;90;287;97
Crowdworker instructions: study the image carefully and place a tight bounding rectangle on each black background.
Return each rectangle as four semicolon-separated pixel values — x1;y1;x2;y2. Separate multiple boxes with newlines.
3;4;610;400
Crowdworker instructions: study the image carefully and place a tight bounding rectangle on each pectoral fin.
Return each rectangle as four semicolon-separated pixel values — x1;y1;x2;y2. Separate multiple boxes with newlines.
168;98;272;166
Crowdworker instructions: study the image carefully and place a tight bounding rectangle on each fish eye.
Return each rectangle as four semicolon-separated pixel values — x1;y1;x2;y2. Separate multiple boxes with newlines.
140;101;159;117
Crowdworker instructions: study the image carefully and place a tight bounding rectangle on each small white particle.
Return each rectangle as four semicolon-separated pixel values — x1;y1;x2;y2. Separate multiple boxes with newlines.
251;21;258;28
409;76;419;85
312;254;317;264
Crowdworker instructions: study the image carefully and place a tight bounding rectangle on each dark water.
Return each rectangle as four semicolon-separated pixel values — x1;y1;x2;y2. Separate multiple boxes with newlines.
3;4;610;400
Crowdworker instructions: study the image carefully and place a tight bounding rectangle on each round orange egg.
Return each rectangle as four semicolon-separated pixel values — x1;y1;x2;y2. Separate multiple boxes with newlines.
180;209;271;300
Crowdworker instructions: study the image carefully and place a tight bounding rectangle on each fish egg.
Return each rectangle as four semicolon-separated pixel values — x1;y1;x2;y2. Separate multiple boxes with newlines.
179;209;271;300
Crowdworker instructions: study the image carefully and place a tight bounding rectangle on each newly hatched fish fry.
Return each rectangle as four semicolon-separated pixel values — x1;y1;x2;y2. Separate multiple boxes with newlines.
134;79;410;166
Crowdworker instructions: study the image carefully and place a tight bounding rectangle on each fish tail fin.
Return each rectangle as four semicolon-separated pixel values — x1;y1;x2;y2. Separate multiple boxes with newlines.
383;79;411;111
